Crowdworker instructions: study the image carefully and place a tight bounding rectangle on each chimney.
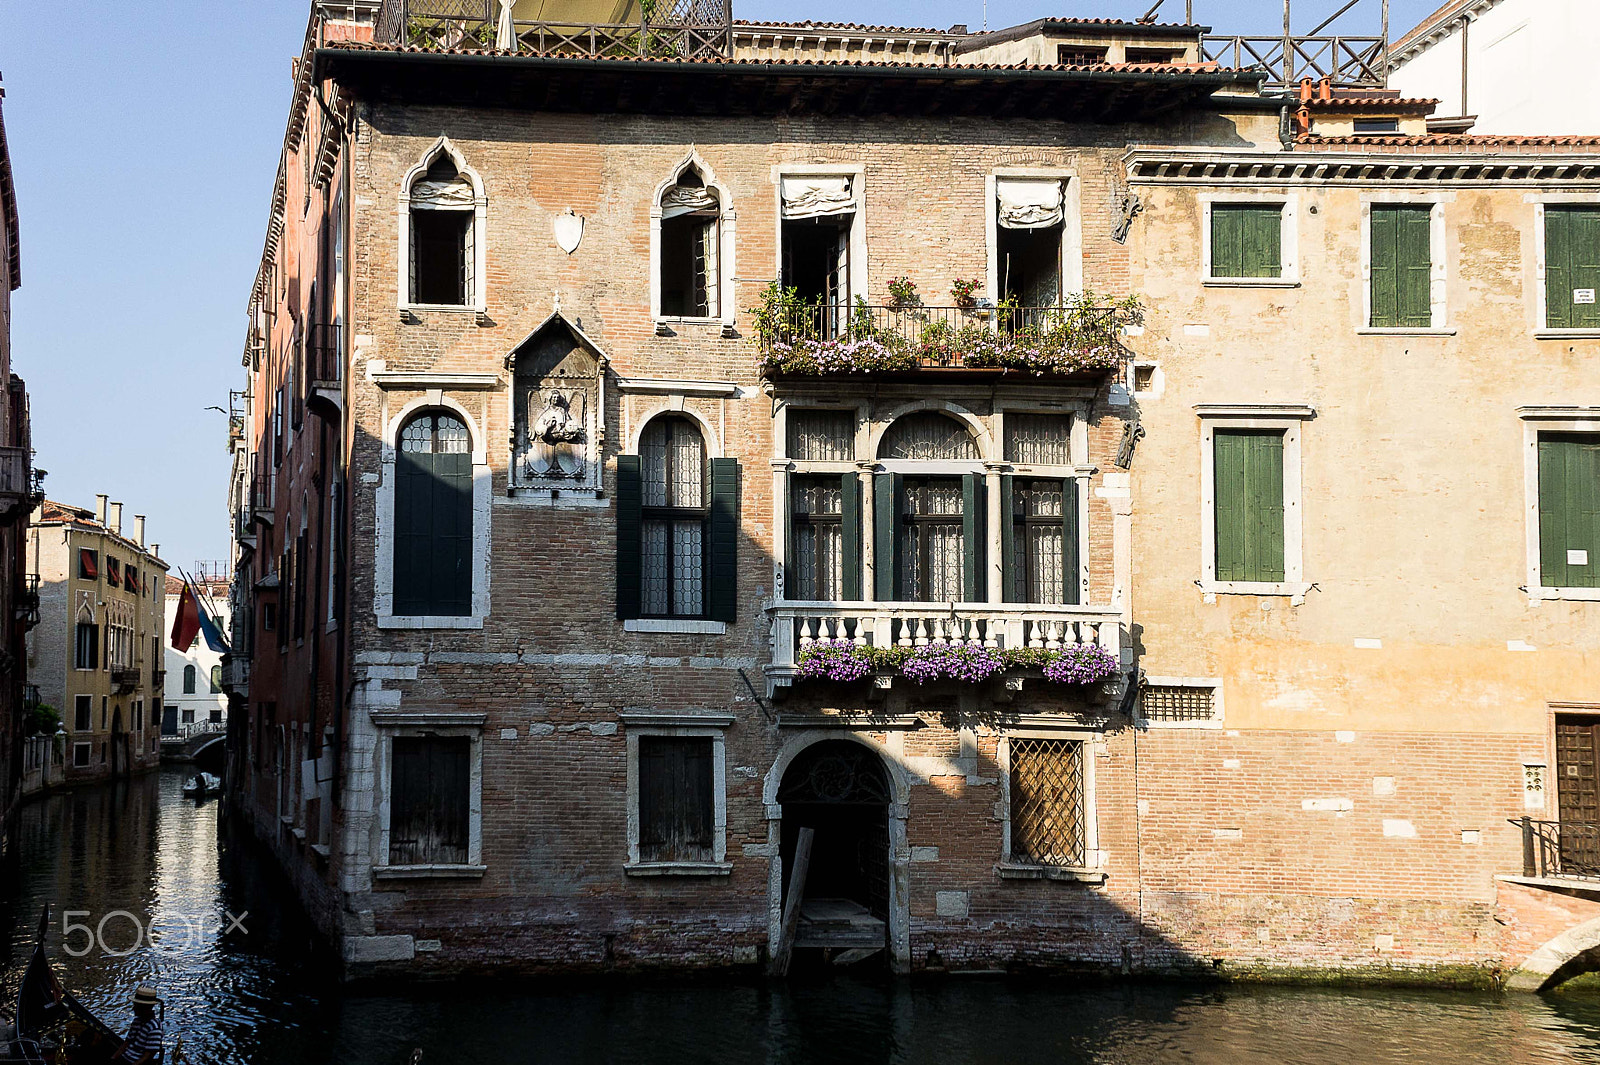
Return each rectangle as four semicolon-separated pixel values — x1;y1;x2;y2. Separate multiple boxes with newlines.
95;494;108;524
108;502;122;536
152;544;160;560
133;515;146;548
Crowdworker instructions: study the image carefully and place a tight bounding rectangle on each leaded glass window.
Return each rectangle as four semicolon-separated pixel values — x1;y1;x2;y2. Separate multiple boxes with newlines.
879;411;980;460
1011;480;1066;604
1005;413;1073;464
788;409;855;461
901;478;964;602
791;477;844;601
640;416;709;617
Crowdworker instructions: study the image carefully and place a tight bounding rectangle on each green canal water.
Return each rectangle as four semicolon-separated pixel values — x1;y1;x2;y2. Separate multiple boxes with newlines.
5;768;1600;1065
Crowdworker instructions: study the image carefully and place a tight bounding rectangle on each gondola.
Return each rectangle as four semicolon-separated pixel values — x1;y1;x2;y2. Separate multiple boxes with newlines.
180;774;220;800
3;908;128;1064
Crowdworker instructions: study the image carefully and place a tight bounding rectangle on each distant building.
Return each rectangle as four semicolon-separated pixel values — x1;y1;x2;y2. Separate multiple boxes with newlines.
27;498;167;783
162;574;229;734
0;74;42;817
1389;0;1600;134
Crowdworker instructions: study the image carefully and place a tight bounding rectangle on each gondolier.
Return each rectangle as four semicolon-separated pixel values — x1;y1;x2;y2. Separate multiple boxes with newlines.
114;985;164;1064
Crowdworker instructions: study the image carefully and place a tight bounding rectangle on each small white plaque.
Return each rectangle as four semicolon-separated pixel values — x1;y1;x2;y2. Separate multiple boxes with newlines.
1575;288;1597;305
1568;549;1590;566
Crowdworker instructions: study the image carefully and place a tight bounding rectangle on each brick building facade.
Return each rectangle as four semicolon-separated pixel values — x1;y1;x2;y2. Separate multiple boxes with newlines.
223;3;1600;986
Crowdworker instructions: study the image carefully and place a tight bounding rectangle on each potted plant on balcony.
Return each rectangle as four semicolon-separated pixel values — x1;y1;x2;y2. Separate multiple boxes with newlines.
950;277;982;311
795;639;1119;690
887;276;922;312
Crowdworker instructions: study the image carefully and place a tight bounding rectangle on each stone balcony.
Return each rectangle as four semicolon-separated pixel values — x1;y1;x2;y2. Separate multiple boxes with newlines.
765;600;1124;697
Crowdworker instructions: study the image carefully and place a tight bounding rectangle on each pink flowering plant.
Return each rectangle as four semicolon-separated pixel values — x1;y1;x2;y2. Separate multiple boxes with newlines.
795;638;1119;687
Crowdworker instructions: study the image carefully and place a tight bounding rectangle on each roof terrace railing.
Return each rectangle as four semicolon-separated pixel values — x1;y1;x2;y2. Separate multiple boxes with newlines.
1201;35;1387;88
375;0;732;59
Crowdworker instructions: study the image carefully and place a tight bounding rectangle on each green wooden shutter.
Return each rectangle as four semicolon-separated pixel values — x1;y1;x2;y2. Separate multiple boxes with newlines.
840;472;862;601
1546;208;1600;330
1371;205;1432;328
616;455;642;619
1214;430;1285;583
873;472;902;601
1062;478;1081;605
1212;204;1281;279
394;440;472;616
962;473;985;603
999;475;1017;603
1539;434;1600;589
709;458;739;622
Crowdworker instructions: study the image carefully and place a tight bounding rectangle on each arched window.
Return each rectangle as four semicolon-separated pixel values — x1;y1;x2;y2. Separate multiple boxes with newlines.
658;167;721;318
210;665;223;693
182;665;196;694
394;410;473;617
878;411;980;461
617;414;739;623
874;411;984;603
407;153;475;307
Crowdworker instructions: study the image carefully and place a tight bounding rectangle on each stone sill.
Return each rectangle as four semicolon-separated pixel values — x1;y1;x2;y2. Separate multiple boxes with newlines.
1355;327;1456;337
1534;330;1600;340
623;618;728;635
1202;277;1300;288
623;861;733;877
372;864;487;881
995;862;1106;884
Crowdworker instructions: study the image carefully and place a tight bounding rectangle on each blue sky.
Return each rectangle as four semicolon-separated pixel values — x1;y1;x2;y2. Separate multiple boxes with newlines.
0;0;1441;571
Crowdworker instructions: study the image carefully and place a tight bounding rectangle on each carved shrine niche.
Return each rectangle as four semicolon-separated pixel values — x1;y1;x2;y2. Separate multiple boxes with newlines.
507;311;608;498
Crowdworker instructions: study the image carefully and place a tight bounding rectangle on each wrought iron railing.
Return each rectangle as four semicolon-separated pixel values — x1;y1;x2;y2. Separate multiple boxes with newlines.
309;322;343;386
375;0;732;59
757;301;1135;377
1201;35;1387;88
17;574;39;630
253;467;275;514
1516;817;1600;883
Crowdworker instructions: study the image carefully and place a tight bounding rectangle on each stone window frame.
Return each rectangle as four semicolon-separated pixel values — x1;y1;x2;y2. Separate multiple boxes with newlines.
1357;191;1455;336
370;710;487;882
984;167;1084;307
650;151;738;334
1528;193;1600;339
371;382;495;630
72;742;91;768
1196;404;1314;598
1518;406;1600;602
620;711;734;877
1197;191;1301;288
1136;675;1225;730
770;162;868;305
995;725;1105;883
396;137;488;317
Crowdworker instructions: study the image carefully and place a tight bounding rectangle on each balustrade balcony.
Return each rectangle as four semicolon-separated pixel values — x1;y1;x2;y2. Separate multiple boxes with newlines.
376;0;732;60
766;600;1124;695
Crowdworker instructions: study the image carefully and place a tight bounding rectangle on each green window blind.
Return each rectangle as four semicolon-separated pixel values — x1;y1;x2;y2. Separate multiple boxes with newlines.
873;472;903;601
708;458;739;622
1210;204;1283;279
1213;429;1286;584
961;473;986;603
615;455;643;619
1370;204;1433;328
840;472;863;601
1545;207;1600;330
1538;434;1599;589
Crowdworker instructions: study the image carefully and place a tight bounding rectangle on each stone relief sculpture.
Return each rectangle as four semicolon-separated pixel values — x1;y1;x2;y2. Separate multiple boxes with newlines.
508;310;607;497
527;387;587;480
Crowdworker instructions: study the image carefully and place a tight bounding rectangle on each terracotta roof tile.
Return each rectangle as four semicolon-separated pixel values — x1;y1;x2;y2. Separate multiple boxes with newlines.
1298;132;1600;148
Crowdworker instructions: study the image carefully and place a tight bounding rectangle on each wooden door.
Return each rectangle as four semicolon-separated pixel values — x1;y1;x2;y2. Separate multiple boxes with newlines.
1556;716;1600;874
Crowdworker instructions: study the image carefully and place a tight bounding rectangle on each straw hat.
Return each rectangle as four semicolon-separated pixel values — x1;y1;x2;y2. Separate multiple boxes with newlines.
132;985;159;1007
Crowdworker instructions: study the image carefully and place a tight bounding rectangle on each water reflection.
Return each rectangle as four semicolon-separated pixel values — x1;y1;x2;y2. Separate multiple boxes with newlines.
3;770;1600;1065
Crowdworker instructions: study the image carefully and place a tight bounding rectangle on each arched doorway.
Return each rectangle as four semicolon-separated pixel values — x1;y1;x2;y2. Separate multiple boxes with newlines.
778;740;892;961
110;707;126;778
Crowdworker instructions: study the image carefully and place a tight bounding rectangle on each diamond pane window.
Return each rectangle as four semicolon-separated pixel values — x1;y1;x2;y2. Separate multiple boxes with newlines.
1005;413;1072;464
788;409;856;461
880;412;979;461
1008;738;1086;867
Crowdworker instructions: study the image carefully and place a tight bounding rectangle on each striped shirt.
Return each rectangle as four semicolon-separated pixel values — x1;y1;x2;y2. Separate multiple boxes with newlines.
118;1015;163;1063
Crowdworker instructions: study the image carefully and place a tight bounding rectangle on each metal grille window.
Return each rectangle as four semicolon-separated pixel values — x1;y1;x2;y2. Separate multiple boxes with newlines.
1008;738;1087;867
788;408;856;460
641;416;709;616
880;412;979;460
1011;480;1067;603
791;477;843;601
1142;685;1218;723
1005;413;1073;464
901;478;964;602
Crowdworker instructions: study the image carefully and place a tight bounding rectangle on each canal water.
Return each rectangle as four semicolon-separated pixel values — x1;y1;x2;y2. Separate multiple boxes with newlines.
5;769;1600;1065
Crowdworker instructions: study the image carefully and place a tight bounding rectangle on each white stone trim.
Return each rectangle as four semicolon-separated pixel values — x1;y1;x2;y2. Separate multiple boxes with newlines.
772;162;868;304
1135;675;1226;729
1197;407;1308;597
369;711;484;883
869;399;996;463
1197;192;1300;287
615;377;741;398
1359;194;1451;331
373;395;491;629
984;167;1083;303
650;150;737;330
623;619;728;634
396;136;487;315
370;371;501;391
997;729;1102;876
623;718;730;874
1520;408;1600;602
624;402;724;458
1530;196;1600;334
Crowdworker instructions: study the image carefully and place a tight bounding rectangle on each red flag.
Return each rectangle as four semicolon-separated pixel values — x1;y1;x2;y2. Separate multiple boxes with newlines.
169;581;201;651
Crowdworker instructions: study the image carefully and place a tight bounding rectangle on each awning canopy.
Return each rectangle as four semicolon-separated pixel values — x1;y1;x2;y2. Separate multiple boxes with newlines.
780;176;855;219
411;178;474;209
997;178;1064;230
661;183;719;219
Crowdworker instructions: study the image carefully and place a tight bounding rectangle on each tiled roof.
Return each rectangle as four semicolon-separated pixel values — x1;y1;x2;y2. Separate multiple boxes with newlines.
1393;0;1499;54
36;499;167;563
1298;133;1600;149
323;39;1249;78
734;20;962;36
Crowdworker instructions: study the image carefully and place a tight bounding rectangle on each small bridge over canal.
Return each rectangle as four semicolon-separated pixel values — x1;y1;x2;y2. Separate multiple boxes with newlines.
161;727;226;771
